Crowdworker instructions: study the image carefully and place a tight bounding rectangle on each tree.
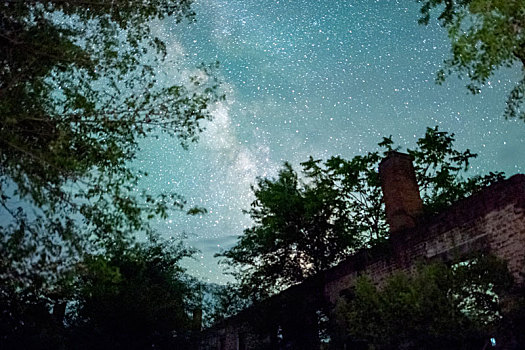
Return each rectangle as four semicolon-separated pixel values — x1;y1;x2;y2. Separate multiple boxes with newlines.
335;255;514;350
202;282;252;327
218;127;504;299
0;1;220;348
417;0;525;119
0;0;222;255
0;236;202;349
218;162;359;301
0;0;221;315
68;239;201;350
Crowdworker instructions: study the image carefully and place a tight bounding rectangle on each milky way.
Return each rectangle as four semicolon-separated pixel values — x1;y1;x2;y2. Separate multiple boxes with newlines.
135;0;524;283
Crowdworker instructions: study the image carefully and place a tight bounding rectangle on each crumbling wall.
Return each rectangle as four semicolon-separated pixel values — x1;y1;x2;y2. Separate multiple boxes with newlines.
200;173;525;350
324;174;525;305
200;277;324;350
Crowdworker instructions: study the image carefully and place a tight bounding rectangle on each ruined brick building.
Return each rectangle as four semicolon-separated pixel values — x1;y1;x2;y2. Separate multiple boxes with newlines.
199;152;525;350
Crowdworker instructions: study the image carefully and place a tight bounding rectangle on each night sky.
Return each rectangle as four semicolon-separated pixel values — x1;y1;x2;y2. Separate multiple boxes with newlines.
135;0;524;283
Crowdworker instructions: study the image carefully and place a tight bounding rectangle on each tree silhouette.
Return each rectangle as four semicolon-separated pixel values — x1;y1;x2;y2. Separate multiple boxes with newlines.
418;0;525;119
218;127;504;300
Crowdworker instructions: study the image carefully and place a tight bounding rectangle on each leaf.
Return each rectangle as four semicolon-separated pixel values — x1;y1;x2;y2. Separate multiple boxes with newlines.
186;206;208;215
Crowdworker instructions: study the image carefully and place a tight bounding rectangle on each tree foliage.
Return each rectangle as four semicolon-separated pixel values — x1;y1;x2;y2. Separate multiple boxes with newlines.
1;237;202;349
218;127;504;300
202;282;252;327
0;0;222;262
336;255;514;350
0;1;219;348
70;239;200;350
218;162;357;301
417;0;525;119
0;0;222;320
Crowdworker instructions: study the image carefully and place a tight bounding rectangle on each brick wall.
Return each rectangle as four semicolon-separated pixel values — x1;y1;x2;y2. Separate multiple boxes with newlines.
324;174;525;304
200;174;525;350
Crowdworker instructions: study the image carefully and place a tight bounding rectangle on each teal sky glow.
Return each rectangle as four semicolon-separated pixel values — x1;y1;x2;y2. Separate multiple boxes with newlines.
135;0;524;283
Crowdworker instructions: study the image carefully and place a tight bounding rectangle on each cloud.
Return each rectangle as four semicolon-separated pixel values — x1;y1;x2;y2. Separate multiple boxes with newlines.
188;234;239;253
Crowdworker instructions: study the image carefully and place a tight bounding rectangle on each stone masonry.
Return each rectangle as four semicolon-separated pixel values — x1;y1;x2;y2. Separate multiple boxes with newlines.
200;152;525;350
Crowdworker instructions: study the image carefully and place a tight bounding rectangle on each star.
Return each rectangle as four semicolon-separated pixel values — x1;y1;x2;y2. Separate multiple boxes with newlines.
137;0;525;283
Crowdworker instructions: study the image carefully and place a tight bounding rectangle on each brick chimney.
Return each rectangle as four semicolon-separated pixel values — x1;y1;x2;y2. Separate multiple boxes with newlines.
379;152;423;233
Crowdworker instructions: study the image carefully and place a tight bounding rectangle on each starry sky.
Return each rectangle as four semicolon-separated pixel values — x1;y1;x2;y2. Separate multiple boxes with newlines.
135;0;524;283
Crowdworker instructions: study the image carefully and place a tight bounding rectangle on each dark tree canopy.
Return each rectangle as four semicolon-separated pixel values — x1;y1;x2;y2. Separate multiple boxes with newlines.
202;282;252;327
1;237;202;350
69;239;201;350
0;1;219;348
418;0;525;119
218;127;504;300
